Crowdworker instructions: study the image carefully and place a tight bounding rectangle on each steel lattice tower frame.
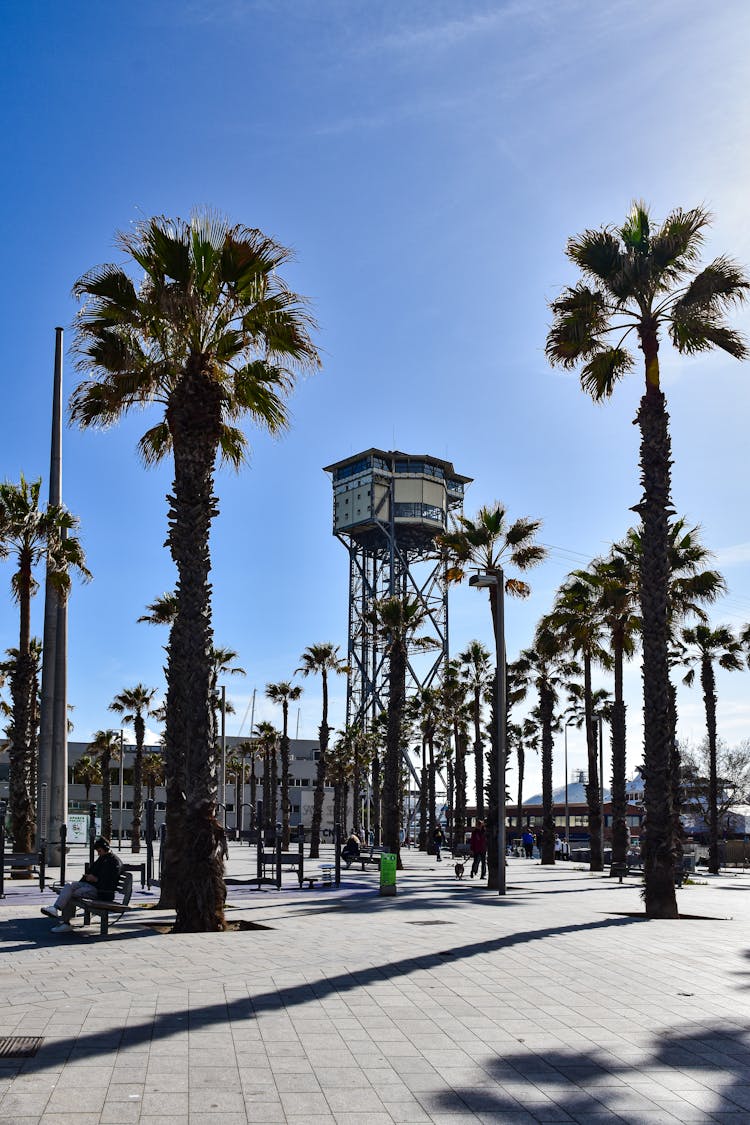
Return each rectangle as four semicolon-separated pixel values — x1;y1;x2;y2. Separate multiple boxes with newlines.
324;450;471;736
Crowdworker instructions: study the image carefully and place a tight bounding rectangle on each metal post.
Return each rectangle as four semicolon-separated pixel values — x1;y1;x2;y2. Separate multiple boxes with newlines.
493;573;507;896
0;813;5;898
88;803;96;867
59;824;67;885
220;685;227;827
145;798;154;888
118;731;125;850
564;721;571;853
334;822;342;887
599;715;605;862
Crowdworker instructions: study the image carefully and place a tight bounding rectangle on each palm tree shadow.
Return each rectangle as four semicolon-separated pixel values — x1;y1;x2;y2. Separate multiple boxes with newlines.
8;914;646;1072
435;1023;750;1119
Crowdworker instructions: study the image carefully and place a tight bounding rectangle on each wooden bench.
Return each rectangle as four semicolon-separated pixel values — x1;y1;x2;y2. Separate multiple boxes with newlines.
80;870;136;935
344;845;385;871
0;850;46;896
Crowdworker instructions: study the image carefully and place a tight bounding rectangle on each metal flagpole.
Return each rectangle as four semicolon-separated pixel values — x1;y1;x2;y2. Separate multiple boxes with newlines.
37;328;65;861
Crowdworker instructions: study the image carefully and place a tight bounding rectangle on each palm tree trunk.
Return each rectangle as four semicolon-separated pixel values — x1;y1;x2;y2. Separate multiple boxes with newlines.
427;736;436;853
669;682;684;867
636;380;678;917
342;782;349;834
131;713;144;854
165;358;225;931
383;644;406;857
583;654;603;872
372;753;381;846
473;689;485;819
516;746;525;839
702;658;720;875
310;672;329;859
610;635;628;867
418;764;427;850
270;746;278;829
10;571;34;851
540;683;556;864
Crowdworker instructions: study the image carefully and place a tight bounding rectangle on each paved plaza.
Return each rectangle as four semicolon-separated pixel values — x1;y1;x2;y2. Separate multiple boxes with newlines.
2;846;750;1124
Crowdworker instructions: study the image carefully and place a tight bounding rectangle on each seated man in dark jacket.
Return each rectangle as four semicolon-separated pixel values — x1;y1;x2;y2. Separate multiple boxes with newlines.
42;837;123;933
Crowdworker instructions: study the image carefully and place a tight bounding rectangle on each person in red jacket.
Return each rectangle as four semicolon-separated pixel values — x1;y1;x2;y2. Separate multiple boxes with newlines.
469;821;487;879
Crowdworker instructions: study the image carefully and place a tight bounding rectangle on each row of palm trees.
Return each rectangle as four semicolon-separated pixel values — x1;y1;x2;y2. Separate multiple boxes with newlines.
3;200;745;930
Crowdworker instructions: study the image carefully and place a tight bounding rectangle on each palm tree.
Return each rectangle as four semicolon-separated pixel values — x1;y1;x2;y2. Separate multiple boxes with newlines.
88;729;121;841
253;721;279;835
265;681;302;847
366;596;437;861
681;624;744;874
516;628;580;864
616;518;726;863
545;575;611;871
297;643;347;858
72;754;102;802
546;201;748;917
439;659;470;846
0;476;90;851
439;504;546;888
72;213;319;932
109;685;159;854
507;714;539;838
458;641;492;821
576;555;638;868
328;728;352;834
142;752;165;800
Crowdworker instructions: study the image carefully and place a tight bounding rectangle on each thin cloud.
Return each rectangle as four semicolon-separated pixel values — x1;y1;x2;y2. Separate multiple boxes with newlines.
714;543;750;568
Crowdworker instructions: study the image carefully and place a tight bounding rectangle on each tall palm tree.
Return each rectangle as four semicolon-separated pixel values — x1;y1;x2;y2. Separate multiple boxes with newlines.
616;518;726;862
72;213;319;932
458;641;492;821
88;729;121;841
72;754;102;802
109;685;159;853
439;659;470;845
264;681;302;847
545;575;611;871
254;721;279;835
0;476;90;850
297;643;347;858
366;596;437;860
681;624;744;874
209;645;245;744
546;201;748;917
440;504;546;888
507;714;539;838
516;628;580;864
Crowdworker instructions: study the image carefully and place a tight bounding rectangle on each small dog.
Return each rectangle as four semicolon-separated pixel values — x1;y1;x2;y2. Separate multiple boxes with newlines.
454;861;465;880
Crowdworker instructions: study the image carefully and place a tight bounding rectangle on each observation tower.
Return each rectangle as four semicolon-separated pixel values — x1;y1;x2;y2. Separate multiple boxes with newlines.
324;449;471;730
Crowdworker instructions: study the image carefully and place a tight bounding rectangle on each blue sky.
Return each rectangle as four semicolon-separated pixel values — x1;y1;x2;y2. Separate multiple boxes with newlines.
1;0;749;795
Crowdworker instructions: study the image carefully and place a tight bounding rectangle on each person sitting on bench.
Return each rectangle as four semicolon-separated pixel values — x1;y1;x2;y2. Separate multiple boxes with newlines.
341;831;361;868
42;837;122;933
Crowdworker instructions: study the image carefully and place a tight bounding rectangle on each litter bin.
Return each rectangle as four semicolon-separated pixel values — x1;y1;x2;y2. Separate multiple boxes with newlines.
379;852;397;897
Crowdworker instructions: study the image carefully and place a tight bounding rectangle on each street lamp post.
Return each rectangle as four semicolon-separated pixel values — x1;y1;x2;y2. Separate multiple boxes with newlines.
118;730;125;850
563;718;576;853
469;570;506;896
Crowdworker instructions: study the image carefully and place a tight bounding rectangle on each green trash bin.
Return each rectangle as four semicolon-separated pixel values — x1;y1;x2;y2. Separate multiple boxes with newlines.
379;852;397;896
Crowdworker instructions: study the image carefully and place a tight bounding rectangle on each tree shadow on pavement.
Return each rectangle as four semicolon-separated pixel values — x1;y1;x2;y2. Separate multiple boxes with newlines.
433;1021;750;1122
7;914;647;1071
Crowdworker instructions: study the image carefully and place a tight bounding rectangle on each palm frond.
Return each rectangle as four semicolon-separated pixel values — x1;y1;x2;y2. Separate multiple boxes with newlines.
138;422;173;466
546;284;611;368
620;200;650;253
566;230;624;282
579;347;635;401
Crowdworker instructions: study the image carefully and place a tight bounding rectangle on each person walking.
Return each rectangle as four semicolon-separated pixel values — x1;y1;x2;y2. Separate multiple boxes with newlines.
522;828;534;860
469;821;487;879
554;833;562;860
432;824;445;861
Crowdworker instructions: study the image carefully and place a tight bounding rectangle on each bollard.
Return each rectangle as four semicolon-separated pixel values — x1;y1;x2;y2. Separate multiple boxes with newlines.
275;824;282;890
145;800;155;889
158;823;166;881
334;822;342;887
59;824;67;885
88;803;97;867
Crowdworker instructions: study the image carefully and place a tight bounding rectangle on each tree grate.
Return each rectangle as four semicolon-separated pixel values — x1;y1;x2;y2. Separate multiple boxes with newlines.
0;1037;43;1058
